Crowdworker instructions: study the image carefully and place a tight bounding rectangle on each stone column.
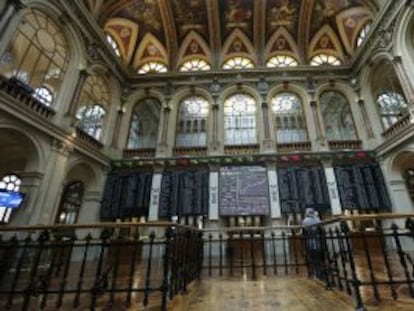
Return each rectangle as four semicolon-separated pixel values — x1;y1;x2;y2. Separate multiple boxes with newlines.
210;102;220;153
358;99;374;138
393;56;414;105
310;100;325;144
157;105;171;155
66;69;87;118
31;139;73;225
322;161;342;216
148;168;163;221
0;0;23;41
110;106;124;148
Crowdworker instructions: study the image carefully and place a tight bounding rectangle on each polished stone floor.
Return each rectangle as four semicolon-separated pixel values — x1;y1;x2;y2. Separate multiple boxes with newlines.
186;277;414;311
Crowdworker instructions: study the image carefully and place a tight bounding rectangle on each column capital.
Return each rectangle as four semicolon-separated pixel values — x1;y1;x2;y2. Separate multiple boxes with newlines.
261;101;268;109
310;100;317;107
52;139;73;156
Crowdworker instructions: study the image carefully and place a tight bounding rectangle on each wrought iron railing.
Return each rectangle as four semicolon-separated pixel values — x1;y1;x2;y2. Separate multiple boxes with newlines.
0;222;202;311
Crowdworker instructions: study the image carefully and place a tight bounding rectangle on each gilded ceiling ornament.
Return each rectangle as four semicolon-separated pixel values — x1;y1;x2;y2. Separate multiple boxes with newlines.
269;0;296;29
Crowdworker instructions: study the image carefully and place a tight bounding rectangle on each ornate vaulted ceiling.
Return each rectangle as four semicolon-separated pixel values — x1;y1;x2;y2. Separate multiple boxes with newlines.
85;0;379;71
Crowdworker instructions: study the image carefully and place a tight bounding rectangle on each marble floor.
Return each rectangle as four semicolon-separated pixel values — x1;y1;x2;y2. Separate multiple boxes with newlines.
186;277;414;311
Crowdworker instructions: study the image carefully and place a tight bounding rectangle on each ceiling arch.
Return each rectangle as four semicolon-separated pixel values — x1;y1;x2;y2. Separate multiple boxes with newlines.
87;0;379;70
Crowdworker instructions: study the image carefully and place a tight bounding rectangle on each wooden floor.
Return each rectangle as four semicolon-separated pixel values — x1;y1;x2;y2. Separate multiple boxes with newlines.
186;277;414;311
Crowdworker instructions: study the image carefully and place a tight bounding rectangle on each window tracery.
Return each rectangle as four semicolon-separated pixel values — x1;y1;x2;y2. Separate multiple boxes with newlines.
356;23;371;47
138;62;168;74
224;93;257;145
310;54;341;66
376;92;408;129
179;59;211;72
266;55;298;68
106;34;121;57
176;96;209;147
33;86;53;106
222;57;254;69
271;93;307;143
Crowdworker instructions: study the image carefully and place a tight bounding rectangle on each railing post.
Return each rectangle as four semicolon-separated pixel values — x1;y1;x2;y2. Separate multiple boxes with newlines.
161;226;173;311
341;221;366;311
143;232;156;307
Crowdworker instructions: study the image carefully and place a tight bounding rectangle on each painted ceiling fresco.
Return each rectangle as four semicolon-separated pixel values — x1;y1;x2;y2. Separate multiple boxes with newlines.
85;0;378;70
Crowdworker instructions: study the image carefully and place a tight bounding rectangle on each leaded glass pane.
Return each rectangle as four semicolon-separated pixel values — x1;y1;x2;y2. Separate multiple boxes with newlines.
267;55;298;68
320;91;356;140
56;181;84;224
106;34;121;57
0;9;69;106
222;57;254;69
127;98;161;149
376;92;408;129
76;104;106;140
224;93;257;145
138;62;168;74
176;96;209;147
310;54;341;66
33;87;53;106
356;23;371;47
271;93;307;143
179;59;211;72
0;174;21;192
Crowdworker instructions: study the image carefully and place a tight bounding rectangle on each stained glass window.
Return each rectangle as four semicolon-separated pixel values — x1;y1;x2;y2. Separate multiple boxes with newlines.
179;59;211;72
376;92;408;129
222;57;254;69
320;91;357;140
271;93;308;143
127;98;161;149
224;93;257;145
0;9;69;106
310;54;341;66
0;174;22;223
176;96;209;147
267;55;298;68
138;62;168;74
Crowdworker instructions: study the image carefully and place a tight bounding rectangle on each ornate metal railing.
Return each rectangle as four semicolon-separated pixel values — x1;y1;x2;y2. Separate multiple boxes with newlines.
173;146;208;156
224;144;260;155
0;222;202;311
328;140;362;150
276;141;312;153
0;75;55;119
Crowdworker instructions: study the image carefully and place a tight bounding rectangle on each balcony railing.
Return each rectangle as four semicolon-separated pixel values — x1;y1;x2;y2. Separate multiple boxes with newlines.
328;140;362;150
0;75;55;119
382;113;412;140
123;148;156;158
224;144;260;155
276;141;312;153
173;146;207;156
75;127;104;149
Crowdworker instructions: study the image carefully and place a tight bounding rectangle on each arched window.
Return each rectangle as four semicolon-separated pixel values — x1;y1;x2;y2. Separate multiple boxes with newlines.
376;92;408;129
310;54;341;66
176;96;209;147
320;91;357;140
356;23;371;47
266;55;299;68
0;174;22;223
405;169;414;203
106;33;121;57
56;181;84;224
271;93;308;143
76;105;106;140
179;59;211;72
127;98;161;149
138;61;168;74
222;57;254;69
224;93;257;145
76;74;109;140
33;86;53;106
0;9;69;106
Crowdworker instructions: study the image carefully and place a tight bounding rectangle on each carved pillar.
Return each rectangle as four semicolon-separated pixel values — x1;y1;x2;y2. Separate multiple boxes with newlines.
210;102;220;152
310;100;324;143
31;139;73;225
110;106;124;148
0;0;23;42
159;105;171;148
393;56;414;105
358;99;374;138
322;160;342;216
66;69;87;117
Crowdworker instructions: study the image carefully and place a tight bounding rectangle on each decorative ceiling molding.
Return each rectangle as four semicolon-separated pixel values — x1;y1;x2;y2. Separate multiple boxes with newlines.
221;28;256;64
265;27;300;62
133;33;168;70
176;31;211;68
309;24;345;61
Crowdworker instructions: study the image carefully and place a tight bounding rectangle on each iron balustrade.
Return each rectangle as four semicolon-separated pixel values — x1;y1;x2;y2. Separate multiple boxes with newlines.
0;222;203;311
